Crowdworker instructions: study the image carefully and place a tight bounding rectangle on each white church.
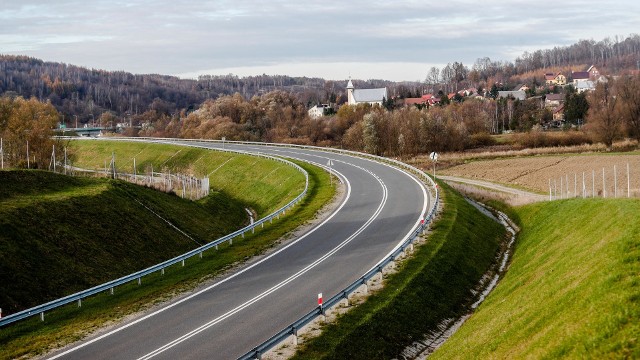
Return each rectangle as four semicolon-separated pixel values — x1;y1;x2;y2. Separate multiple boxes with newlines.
346;79;388;106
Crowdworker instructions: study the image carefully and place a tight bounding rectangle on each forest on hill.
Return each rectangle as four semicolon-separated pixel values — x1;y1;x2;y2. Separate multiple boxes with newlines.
1;34;639;126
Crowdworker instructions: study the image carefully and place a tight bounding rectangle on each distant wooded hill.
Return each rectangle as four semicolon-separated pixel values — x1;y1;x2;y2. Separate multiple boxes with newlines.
1;34;638;125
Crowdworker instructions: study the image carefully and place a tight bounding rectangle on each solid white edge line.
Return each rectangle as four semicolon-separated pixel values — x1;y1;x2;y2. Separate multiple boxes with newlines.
137;173;387;360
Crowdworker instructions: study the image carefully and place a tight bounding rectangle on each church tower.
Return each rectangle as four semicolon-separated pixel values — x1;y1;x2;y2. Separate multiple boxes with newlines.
347;78;355;105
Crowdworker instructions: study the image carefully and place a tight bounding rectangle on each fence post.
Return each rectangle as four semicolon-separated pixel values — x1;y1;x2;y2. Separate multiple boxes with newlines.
592;170;595;198
603;168;606;198
614;165;617;198
628;163;631;198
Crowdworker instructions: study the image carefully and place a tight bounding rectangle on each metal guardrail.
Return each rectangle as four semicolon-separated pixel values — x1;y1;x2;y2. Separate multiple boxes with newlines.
0;139;310;327
61;137;441;360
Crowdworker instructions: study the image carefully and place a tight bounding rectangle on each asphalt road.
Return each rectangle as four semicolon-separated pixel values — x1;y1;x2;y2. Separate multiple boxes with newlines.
48;142;430;360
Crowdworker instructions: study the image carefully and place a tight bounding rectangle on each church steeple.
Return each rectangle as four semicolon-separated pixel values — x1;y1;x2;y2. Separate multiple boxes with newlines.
347;77;355;105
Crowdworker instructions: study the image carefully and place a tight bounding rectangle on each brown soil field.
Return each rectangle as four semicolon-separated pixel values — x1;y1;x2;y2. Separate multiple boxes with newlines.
437;153;640;198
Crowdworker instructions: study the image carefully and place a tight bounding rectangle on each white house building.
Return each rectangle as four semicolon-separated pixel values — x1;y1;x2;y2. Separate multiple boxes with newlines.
308;104;329;119
347;79;387;106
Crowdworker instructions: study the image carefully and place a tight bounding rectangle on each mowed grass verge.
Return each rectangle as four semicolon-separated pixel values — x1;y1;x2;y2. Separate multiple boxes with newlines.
70;139;305;216
0;143;334;359
292;182;506;359
431;198;640;359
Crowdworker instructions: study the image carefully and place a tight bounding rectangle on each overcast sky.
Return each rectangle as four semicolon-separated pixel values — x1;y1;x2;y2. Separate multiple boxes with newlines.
1;0;639;82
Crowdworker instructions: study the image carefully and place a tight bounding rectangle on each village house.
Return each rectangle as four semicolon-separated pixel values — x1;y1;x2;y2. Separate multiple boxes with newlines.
553;105;565;121
497;90;526;100
545;93;565;108
403;94;439;107
308;104;330;119
576;80;595;93
545;73;567;86
347;79;387;106
571;71;590;85
587;65;600;79
513;84;530;92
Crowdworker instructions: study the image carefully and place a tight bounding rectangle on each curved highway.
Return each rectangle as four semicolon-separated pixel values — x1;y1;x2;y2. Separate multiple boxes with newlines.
48;142;430;360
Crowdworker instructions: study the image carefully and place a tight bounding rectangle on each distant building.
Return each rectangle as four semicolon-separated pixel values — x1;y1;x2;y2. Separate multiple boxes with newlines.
545;93;565;107
545;73;567;86
513;84;530;92
587;65;600;79
497;90;526;100
347;79;388;106
571;71;590;85
308;104;330;119
553;104;565;121
575;80;595;93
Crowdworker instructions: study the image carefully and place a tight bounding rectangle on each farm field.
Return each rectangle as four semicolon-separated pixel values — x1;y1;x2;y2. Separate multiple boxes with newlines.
439;152;640;198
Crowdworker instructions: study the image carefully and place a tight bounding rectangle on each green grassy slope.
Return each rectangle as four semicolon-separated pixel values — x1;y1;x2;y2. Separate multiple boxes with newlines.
293;182;506;359
0;147;333;359
70;140;303;216
0;170;247;314
431;199;640;359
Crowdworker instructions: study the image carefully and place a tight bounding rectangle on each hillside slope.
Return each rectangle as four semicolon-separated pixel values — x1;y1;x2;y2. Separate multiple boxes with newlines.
0;170;247;314
431;199;640;358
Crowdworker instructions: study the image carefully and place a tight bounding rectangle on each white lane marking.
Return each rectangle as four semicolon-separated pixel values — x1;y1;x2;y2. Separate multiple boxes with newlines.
257;147;430;273
48;167;352;360
137;178;387;360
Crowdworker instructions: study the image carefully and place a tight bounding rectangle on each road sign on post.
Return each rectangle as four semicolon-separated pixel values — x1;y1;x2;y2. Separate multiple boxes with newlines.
429;152;439;180
318;293;323;308
327;160;334;185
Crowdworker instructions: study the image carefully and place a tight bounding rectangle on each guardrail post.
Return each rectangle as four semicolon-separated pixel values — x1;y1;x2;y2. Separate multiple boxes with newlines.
229;238;233;245
137;277;141;286
242;232;245;239
161;268;165;275
181;259;185;267
291;326;298;346
40;312;44;322
215;244;219;250
199;252;203;259
261;223;264;229
78;299;82;308
110;287;114;295
252;226;255;234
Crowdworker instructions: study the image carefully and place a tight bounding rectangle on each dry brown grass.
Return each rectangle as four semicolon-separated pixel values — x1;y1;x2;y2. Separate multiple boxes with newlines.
438;153;640;197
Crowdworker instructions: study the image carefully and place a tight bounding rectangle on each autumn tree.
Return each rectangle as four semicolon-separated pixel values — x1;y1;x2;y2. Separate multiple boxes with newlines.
586;80;621;150
617;74;640;145
0;96;60;168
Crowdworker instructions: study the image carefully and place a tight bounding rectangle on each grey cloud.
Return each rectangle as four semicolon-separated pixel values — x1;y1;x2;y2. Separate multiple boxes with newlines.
1;0;639;80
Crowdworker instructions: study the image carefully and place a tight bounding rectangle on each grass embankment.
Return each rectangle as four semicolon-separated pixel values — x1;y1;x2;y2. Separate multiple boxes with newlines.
431;199;640;359
0;170;246;313
70;140;304;216
0;142;334;359
293;182;506;359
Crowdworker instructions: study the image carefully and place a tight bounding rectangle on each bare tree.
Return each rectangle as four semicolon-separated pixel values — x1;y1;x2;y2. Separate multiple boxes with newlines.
587;80;621;150
617;74;640;145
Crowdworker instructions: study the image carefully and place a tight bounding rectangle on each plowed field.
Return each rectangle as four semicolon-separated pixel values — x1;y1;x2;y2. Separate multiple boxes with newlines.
440;153;640;198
